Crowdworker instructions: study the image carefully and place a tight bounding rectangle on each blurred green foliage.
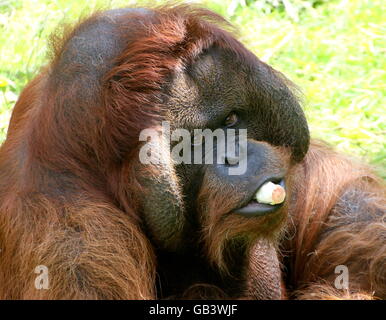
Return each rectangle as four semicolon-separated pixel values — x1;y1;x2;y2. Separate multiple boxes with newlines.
0;0;385;176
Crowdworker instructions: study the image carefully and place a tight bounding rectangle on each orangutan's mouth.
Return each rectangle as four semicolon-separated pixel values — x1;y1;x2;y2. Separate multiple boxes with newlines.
234;179;285;217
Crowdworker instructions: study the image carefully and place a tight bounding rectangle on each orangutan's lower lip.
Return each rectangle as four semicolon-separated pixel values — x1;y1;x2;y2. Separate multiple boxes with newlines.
233;200;283;217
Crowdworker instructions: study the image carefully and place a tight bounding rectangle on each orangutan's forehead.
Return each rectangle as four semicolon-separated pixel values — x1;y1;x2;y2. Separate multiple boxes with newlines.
164;48;252;129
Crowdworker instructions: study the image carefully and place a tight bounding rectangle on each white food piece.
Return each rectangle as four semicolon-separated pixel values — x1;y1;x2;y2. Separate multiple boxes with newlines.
255;181;286;205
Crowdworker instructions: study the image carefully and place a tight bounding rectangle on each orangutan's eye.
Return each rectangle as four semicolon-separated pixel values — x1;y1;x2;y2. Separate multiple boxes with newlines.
224;112;238;127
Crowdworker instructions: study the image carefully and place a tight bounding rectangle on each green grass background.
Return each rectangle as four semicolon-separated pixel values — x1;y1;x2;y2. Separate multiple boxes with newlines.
0;0;385;176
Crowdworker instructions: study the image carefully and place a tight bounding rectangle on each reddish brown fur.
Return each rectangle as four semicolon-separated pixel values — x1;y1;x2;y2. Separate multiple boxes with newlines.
0;5;385;300
283;140;385;299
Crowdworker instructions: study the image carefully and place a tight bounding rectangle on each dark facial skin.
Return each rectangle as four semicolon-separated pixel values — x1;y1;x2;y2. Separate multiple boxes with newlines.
142;47;309;244
139;46;309;297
